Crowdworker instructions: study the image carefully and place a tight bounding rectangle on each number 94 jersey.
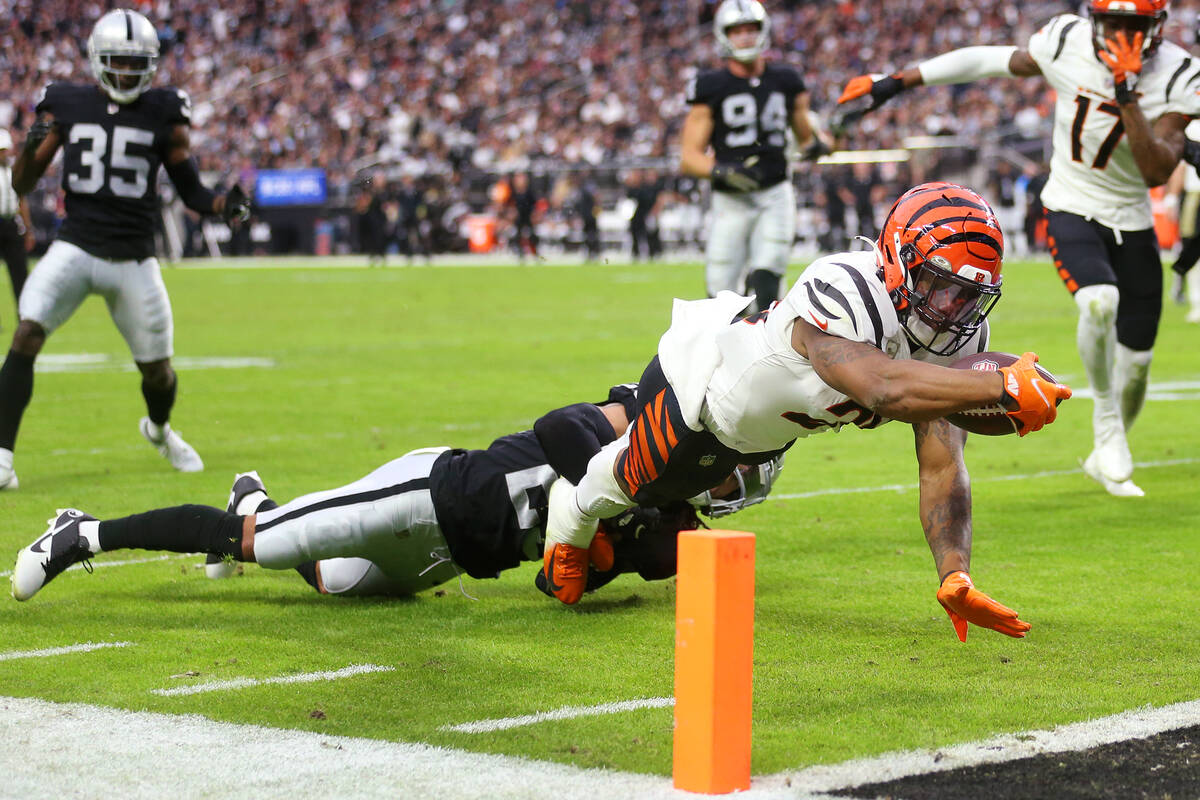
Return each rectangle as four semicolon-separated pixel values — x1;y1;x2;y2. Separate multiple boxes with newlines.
686;63;806;190
35;82;192;260
1028;15;1200;231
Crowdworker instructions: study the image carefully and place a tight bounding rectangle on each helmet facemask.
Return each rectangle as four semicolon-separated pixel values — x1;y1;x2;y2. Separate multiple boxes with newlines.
897;240;1002;356
1089;1;1168;57
713;0;771;63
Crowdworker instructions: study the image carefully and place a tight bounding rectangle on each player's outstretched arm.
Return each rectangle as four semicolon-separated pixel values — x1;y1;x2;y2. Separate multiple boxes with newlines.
164;125;250;220
913;418;1030;642
12;114;62;195
835;47;1040;131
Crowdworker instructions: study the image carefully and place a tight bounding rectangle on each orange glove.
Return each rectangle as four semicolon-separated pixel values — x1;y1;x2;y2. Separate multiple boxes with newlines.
1097;30;1144;87
542;543;589;605
834;74;905;135
998;352;1072;436
937;571;1031;642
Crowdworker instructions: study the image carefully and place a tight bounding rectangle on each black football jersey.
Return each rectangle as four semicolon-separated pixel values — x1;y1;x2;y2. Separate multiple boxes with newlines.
36;83;191;260
685;63;806;190
429;430;556;580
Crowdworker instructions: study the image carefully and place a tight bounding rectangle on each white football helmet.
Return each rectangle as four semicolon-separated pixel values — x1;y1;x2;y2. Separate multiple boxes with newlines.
87;9;160;104
713;0;771;63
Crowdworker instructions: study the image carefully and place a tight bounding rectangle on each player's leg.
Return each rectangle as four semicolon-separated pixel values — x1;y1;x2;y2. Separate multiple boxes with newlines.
249;449;453;583
745;181;796;313
1;220;28;302
1046;212;1137;495
104;255;203;472
1187;266;1200;323
0;241;94;489
704;191;753;297
11;504;244;601
1110;228;1162;434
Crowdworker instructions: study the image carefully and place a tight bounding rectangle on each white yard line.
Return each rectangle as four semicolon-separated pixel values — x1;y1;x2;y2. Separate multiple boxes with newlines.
442;697;675;734
151;664;395;697
0;553;192;579
1;694;1198;799
0;641;133;662
772;456;1200;501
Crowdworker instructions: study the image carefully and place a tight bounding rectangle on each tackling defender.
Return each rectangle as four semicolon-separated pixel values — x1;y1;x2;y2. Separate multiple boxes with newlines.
0;9;249;489
680;0;831;313
11;386;782;602
837;0;1197;497
541;183;1072;644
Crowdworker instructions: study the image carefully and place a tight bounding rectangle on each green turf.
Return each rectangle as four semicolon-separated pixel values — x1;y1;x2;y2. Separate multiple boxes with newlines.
0;256;1197;775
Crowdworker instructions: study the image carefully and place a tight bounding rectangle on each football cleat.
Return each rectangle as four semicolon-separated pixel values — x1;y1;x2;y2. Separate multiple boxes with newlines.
1091;420;1134;483
205;471;268;579
1082;452;1145;497
140;417;204;473
0;466;17;491
1187;307;1200;324
12;509;96;601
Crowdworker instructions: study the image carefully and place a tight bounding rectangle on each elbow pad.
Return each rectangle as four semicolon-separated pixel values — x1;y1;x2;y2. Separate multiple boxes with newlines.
533;402;616;484
165;157;218;215
918;46;1017;86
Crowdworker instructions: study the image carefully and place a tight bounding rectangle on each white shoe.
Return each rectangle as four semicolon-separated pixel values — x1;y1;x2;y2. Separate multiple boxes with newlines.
0;466;17;491
140;417;204;472
205;471;267;579
12;509;96;601
1187;307;1200;324
1082;452;1145;497
1091;421;1133;483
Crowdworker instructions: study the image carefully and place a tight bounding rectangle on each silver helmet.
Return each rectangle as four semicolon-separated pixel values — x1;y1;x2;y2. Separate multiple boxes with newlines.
87;9;160;104
713;0;771;63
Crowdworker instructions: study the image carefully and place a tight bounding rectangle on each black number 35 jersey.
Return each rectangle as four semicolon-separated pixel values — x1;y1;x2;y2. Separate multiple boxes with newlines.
686;63;806;189
35;82;191;260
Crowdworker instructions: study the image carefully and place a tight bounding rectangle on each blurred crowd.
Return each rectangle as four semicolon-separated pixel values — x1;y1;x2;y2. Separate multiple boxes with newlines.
6;0;1200;255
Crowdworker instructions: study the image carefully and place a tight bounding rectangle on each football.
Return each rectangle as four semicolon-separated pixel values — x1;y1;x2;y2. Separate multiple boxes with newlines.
944;352;1060;436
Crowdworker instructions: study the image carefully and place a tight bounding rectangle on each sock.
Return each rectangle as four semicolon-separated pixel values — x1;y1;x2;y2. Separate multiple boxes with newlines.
141;375;177;427
78;521;102;553
1114;345;1153;431
1074;285;1119;444
234;491;268;516
294;561;321;592
98;505;245;559
0;349;35;451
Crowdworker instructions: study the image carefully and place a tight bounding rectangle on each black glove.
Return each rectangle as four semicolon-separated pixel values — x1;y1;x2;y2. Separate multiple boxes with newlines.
800;137;833;162
832;73;905;135
222;184;251;222
1182;138;1200;171
711;162;764;193
24;118;55;152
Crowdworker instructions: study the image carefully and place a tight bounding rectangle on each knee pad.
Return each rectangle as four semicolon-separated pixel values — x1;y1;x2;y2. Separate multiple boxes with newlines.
1074;284;1119;327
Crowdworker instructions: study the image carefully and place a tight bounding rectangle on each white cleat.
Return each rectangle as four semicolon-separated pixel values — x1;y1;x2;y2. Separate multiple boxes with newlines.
1082;452;1145;498
1187;307;1200;324
11;509;96;601
205;471;268;579
140;417;204;473
1091;423;1134;484
0;467;17;491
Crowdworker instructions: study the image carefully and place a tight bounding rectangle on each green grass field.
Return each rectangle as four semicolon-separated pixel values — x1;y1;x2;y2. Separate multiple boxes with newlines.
1;255;1198;777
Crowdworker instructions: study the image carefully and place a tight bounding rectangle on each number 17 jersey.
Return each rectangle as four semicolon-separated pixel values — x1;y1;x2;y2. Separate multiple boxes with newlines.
35;82;192;260
1028;15;1200;231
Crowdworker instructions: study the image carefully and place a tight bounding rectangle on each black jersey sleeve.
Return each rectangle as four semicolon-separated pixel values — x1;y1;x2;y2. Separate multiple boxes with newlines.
685;70;719;106
34;83;66;117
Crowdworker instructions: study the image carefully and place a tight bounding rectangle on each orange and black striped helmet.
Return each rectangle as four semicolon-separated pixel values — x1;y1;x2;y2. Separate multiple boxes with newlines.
876;182;1004;355
1089;0;1169;56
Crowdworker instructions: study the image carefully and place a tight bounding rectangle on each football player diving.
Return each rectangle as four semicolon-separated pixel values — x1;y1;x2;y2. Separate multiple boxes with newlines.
836;0;1196;497
680;0;833;313
0;9;250;490
541;183;1072;644
10;385;783;602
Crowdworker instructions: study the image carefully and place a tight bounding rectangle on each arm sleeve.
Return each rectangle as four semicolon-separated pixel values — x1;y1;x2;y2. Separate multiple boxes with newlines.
917;45;1018;86
533;402;617;484
164;156;218;215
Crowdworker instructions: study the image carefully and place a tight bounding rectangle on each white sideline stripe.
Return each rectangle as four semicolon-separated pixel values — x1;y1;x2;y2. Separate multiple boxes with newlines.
443;697;675;733
0;553;191;579
772;456;1200;501
1;696;1199;800
758;697;1200;796
151;664;395;697
0;641;133;662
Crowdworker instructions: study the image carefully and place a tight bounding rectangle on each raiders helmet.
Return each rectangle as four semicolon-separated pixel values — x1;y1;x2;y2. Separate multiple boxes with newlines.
713;0;771;63
88;9;160;104
876;183;1004;356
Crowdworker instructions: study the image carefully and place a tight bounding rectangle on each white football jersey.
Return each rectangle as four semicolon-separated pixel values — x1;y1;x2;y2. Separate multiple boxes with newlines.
658;252;988;455
1028;14;1200;231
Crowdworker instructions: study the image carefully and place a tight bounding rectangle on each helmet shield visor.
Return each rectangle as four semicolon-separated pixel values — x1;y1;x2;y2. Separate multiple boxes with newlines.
907;257;1001;354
